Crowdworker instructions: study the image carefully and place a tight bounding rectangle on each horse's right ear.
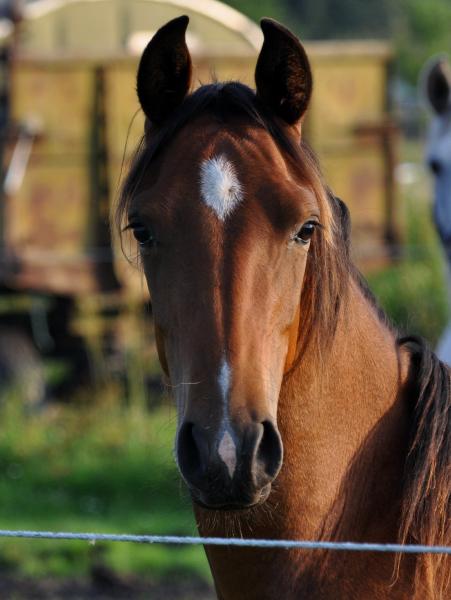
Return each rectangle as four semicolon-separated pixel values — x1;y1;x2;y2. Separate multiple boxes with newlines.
424;57;451;115
137;16;192;124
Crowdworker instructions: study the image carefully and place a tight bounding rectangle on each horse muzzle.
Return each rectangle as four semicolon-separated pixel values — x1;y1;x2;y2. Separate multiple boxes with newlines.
176;419;283;510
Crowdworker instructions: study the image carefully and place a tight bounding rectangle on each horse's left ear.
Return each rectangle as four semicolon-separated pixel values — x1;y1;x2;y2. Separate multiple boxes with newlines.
137;15;192;124
424;58;451;115
255;18;312;131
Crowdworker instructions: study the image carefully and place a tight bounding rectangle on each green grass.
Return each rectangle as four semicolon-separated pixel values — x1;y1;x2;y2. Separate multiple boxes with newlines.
0;387;211;582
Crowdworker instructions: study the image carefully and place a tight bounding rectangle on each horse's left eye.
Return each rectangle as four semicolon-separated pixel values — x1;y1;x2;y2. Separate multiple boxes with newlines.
129;223;155;247
294;222;317;245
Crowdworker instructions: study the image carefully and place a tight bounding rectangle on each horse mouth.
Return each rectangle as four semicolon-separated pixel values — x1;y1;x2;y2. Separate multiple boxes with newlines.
190;483;272;511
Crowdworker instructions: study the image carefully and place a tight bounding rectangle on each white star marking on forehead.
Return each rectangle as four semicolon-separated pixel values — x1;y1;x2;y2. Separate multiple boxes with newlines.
199;154;243;220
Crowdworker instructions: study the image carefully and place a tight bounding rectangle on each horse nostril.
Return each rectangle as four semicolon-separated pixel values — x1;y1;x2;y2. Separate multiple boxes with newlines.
429;159;442;176
254;420;283;486
177;422;204;484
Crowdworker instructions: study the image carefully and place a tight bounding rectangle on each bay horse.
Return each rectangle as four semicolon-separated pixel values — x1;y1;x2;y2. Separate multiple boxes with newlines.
423;56;451;364
117;17;450;599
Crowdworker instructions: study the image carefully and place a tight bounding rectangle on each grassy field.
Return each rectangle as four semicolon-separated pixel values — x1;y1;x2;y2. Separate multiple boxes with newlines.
368;154;448;345
0;388;211;586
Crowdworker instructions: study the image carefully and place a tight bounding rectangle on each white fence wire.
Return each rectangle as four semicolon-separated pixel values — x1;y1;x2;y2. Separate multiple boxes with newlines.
0;530;449;554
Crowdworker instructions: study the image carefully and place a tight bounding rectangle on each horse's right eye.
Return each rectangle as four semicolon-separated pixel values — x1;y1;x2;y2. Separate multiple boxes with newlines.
130;223;155;247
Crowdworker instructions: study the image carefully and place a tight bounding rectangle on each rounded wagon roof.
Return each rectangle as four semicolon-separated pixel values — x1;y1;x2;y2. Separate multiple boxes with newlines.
19;0;262;58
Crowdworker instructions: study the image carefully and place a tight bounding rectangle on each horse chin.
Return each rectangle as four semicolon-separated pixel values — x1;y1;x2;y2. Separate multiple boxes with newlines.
190;483;272;512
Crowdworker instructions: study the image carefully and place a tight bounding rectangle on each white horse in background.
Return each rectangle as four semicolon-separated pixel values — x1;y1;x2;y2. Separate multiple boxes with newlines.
423;56;451;363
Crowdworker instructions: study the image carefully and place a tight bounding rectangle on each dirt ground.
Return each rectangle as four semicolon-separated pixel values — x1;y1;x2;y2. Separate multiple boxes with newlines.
0;570;216;599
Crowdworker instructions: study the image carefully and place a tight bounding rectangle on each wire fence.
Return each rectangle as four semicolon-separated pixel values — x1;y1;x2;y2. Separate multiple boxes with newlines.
0;530;449;555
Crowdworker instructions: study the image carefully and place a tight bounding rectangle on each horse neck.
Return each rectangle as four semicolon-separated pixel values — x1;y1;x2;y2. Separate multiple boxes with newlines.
276;277;410;538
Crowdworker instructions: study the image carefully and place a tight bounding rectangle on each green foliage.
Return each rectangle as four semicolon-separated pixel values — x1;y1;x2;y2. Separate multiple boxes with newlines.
286;0;391;39
393;0;451;83
222;0;289;24
368;153;448;344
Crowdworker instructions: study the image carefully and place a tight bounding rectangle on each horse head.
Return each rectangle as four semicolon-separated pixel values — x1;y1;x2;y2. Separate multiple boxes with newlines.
119;16;336;510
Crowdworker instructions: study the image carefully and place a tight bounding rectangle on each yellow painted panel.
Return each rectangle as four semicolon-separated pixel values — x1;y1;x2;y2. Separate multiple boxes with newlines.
5;160;90;255
308;58;386;142
319;142;390;268
320;142;386;227
105;63;143;161
12;64;94;154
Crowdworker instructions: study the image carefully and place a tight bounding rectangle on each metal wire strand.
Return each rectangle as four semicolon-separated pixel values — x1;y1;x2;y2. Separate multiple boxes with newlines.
0;530;449;554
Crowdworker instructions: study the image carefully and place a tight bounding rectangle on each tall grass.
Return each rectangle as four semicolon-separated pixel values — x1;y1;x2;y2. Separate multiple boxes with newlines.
0;384;210;582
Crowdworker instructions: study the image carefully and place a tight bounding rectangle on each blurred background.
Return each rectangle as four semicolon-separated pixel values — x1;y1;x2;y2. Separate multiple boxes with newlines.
0;0;449;597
